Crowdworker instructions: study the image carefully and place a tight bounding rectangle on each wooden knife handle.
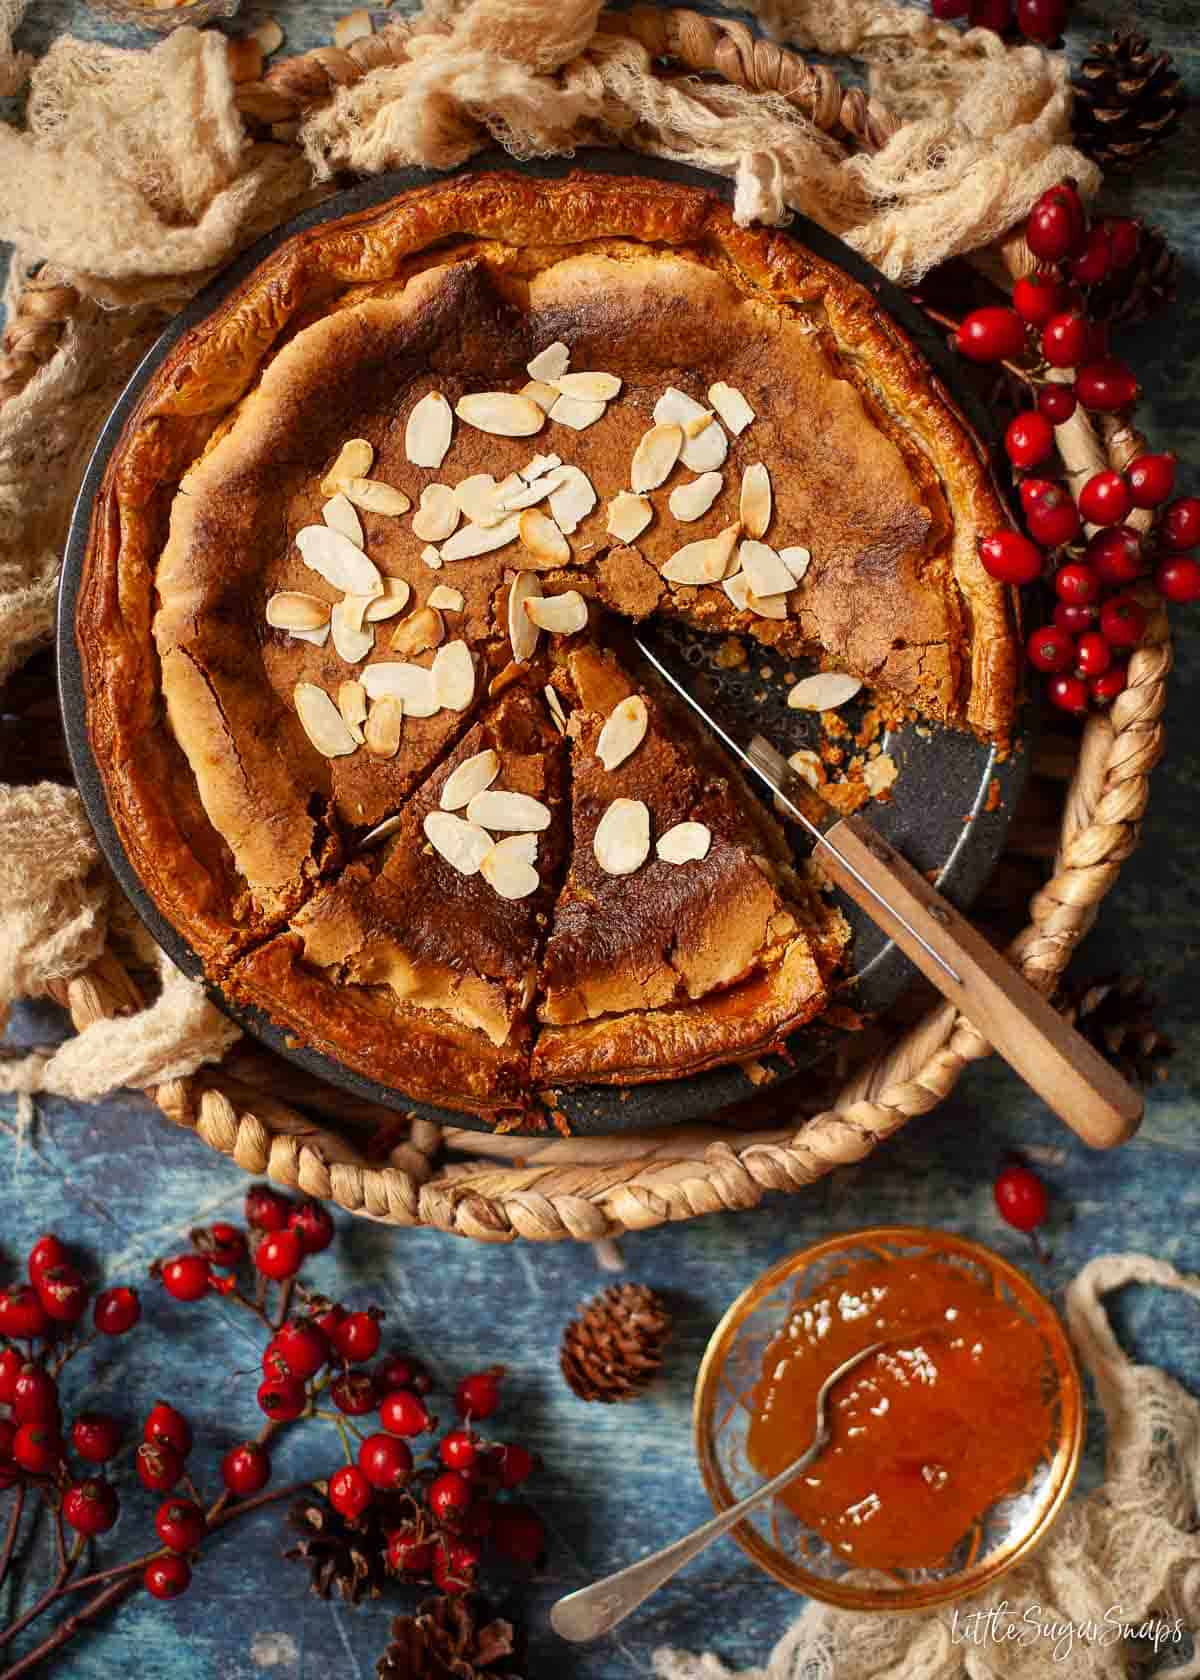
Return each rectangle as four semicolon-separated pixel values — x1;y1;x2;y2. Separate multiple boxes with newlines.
821;813;1142;1150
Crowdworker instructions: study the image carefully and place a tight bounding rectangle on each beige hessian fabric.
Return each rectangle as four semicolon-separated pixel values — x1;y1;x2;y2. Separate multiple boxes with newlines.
655;1253;1200;1680
0;0;1098;1101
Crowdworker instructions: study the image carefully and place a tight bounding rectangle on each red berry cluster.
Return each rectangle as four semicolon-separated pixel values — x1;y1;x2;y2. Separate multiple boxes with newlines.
930;0;1067;47
952;182;1196;715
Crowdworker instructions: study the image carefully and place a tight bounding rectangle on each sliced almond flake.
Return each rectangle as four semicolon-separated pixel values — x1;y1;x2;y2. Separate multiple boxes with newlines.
684;413;713;440
552;371;621;402
681;415;727;472
788;749;825;788
423;811;492;876
708;382;755;435
544;684;568;733
668;472;722;523
521;453;561;482
656;821;712;864
549;394;606;432
253;15;284;54
521;380;559;413
422;546;443;569
427;585;464;613
723;571;786;620
364;695;403;758
480;835;540;901
596;694;647;771
466;790;551;833
294;683;358;757
654;386;709;429
524;590;588;635
320;438;373;497
508;573;542;665
331;594;375;664
630;423;683;493
322;492;363;548
519;508;570;568
593;797;650;876
440;748;500;812
334;9;372;48
389;605;444;657
606;492;652;543
361;662;438;717
456;392;544;438
527;342;570;383
431;640;475;712
411;483;459;542
405;392;453;469
453;475;505;529
440;517;520;563
341;478;411;517
266;592;331;632
787;672;864;712
363;578;412;622
497;468;569;512
295;526;382;596
863;752;898;797
662;524;740;586
739;539;793;600
547;465;596;535
289;623;331;648
779;546;812;582
739;464;772;539
338;680;367;743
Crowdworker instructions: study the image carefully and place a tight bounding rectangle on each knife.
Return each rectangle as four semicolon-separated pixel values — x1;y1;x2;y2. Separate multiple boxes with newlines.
632;633;1142;1151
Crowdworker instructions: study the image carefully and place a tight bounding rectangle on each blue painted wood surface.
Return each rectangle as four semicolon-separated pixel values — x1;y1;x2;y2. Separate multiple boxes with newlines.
3;0;1200;1671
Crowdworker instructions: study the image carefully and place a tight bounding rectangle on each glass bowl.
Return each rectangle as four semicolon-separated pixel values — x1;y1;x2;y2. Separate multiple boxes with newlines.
693;1226;1083;1612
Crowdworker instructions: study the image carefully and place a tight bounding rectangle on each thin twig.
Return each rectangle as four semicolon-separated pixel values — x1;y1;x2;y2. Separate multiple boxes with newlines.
0;1492;25;1593
912;299;1040;389
272;1280;294;1332
0;1574;140;1680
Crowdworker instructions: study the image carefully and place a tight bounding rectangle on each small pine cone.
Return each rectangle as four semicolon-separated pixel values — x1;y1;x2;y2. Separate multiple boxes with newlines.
1055;974;1174;1087
285;1491;388;1605
1088;223;1178;327
560;1283;671;1403
376;1595;519;1680
1071;31;1188;172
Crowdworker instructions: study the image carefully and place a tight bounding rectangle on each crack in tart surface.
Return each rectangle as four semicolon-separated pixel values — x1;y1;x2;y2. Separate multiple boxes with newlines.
76;169;1017;1124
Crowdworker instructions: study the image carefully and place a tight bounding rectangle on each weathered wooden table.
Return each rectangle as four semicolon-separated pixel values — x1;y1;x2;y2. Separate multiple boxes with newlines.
2;0;1198;1672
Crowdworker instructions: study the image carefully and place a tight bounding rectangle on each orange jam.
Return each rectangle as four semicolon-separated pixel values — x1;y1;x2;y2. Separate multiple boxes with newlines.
746;1254;1053;1571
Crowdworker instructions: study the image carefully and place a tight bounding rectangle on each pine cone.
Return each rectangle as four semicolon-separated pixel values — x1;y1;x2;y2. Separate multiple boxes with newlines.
285;1490;390;1605
376;1595;520;1680
560;1283;671;1403
1055;974;1174;1086
1071;31;1187;172
1088;223;1178;327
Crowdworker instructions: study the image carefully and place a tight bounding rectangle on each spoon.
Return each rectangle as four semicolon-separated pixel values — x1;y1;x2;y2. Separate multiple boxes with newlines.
549;1338;889;1644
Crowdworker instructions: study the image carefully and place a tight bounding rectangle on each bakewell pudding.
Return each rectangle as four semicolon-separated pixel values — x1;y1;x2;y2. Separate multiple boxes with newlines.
75;170;1018;1124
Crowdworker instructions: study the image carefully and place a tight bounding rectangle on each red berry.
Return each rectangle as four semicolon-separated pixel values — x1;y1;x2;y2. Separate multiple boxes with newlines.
358;1432;413;1490
222;1441;271;1496
0;1284;51;1340
1082;319;1111;363
1077;470;1131;528
156;1498;206;1553
1070;225;1112;287
94;1286;140;1336
137;1441;184;1493
257;1375;307;1421
1015;0;1065;42
439;1428;479;1473
1161;497;1200;552
1026;183;1086;263
490;1503;546;1568
1025;486;1080;549
274;1320;330;1380
1012;274;1062;328
1090;664;1128;704
160;1255;211;1303
194;1222;246;1267
12;1423;62;1475
64;1477;119;1536
1040;312;1090;369
262;1337;290;1381
434;1538;481;1595
1104;218;1141;269
12;1365;59;1425
1025;623;1075;673
1047;673;1088;715
288;1201;335;1254
463;1498;496;1542
71;1412;121;1464
1004;410;1054;470
330;1372;377;1417
967;0;1010;32
1018;476;1058;514
375;1355;432;1395
994;1163;1048;1231
955;306;1025;365
1087;526;1143;586
244;1185;292;1231
254;1230;304;1281
380;1389;432;1437
1053;601;1096;635
331;1310;381;1365
1156;555;1200;604
1037;382;1077;424
978;530;1042;585
1075;358;1139;412
1126;453;1176;508
387;1530;434;1574
1073;631;1112;678
455;1368;504;1421
494;1442;538;1489
144;1402;192;1458
145;1555;192;1600
428;1470;473;1523
37;1264;89;1324
326;1464;372;1521
1054;561;1100;605
27;1235;69;1283
1099;594;1147;648
0;1347;22;1403
313;1302;345;1341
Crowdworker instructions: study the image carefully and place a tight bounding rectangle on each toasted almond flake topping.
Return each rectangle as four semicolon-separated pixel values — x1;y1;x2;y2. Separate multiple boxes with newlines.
788;749;825;788
684;413;712;440
552;371;621;402
322;492;363;547
337;680;367;743
524;590;588;634
423;811;492;876
739;539;793;599
427;585;464;613
544;684;568;733
431;639;475;711
440;748;500;812
341;478;411;517
289;623;331;648
655;390;727;470
547;465;596;534
654;386;708;428
440;517;520;562
549;394;606;431
521;380;559;413
708;382;755;435
508;572;542;664
519;508;570;568
389;605;444;657
630;423;683;493
412;483;459;542
421;545;443;570
723;570;786;619
406;392;453;469
527;342;570;383
295;526;382;597
466;789;552;833
456;392;544;438
497;468;569;512
480;835;540;901
334;9;372;48
321;439;373;496
522;453;562;482
331;594;375;664
656;821;712;864
364;695;403;758
453;475;505;528
266;592;331;632
363;578;412;622
668;472;722;523
662;524;740;586
606;492;653;543
787;672;864;712
593;797;651;876
863;753;899;797
740;464;772;539
779;546;812;582
294;683;358;757
361;662;438;717
596;694;647;771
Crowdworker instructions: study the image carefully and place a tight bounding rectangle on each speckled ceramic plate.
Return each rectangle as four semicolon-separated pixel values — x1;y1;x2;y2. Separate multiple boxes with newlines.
59;150;1030;1137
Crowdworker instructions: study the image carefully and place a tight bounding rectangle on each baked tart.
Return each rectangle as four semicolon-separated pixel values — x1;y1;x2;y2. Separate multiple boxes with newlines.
76;169;1017;1124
